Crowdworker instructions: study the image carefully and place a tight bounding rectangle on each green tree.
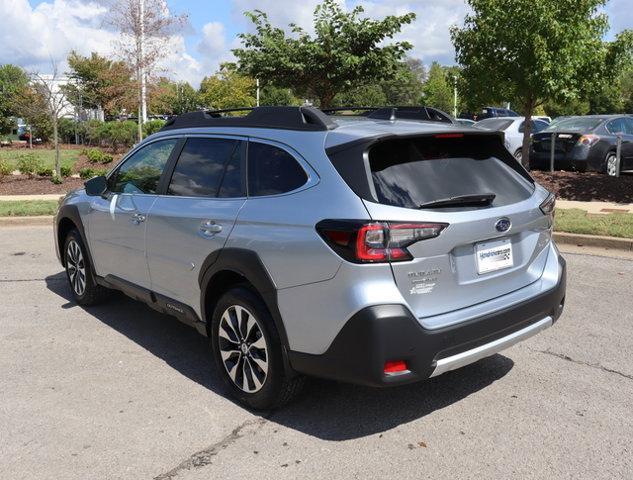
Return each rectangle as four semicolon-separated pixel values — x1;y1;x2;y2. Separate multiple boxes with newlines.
452;0;633;166
198;63;256;110
0;64;29;134
150;78;199;115
259;85;301;106
234;0;415;108
381;58;425;106
421;62;455;114
64;51;135;117
333;84;387;107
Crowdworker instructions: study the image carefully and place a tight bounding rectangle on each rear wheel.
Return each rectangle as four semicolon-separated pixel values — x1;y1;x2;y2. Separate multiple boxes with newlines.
63;229;110;305
210;286;303;410
605;152;618;176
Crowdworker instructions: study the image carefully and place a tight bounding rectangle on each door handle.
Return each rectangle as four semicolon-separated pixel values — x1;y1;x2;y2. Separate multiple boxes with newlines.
200;220;223;236
131;213;146;225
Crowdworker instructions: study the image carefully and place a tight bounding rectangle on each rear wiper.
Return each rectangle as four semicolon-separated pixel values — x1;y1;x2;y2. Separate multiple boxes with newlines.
418;193;496;209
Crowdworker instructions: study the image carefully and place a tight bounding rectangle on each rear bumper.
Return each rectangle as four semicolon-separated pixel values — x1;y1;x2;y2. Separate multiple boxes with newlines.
289;254;566;387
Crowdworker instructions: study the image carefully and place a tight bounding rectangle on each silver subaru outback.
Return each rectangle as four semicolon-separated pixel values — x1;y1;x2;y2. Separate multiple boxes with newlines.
54;106;566;410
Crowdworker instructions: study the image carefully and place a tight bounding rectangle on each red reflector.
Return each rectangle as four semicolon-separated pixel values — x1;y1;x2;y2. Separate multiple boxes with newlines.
384;360;408;374
434;133;464;138
323;230;352;246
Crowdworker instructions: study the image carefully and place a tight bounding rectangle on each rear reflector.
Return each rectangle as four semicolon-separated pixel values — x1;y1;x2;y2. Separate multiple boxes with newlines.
384;360;409;374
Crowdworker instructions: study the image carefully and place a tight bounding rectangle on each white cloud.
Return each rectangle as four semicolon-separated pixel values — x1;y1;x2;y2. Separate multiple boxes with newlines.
230;0;467;65
0;0;210;86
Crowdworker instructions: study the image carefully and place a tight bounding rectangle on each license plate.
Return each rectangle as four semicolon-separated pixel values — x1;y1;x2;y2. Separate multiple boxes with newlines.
475;238;513;274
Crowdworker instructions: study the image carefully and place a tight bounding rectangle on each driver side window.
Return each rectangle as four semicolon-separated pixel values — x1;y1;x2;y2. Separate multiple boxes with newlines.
108;139;178;194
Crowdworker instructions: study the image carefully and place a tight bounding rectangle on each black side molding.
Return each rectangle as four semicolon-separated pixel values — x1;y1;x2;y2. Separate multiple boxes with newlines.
98;275;207;336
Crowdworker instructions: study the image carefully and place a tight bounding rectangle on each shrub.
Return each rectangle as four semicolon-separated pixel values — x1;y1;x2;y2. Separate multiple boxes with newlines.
51;175;63;185
36;165;52;177
0;160;12;178
79;168;95;179
86;148;113;164
143;119;166;137
60;165;72;178
16;154;42;176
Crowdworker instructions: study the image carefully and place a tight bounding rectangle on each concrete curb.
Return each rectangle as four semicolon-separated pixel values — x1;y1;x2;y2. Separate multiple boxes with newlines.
0;215;53;227
553;232;633;252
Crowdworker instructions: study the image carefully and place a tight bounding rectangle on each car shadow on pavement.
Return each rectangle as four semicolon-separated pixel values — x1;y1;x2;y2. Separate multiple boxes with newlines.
46;271;515;441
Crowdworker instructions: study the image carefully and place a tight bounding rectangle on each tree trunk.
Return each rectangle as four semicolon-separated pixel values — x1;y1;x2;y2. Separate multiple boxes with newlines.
520;99;535;170
53;118;60;178
319;91;335;109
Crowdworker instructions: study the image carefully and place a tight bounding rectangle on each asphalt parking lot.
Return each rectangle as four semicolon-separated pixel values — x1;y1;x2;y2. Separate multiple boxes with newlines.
1;226;632;479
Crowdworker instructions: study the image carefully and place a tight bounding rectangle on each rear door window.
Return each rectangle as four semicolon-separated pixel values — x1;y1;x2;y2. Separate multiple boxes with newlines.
167;137;245;197
247;142;307;196
368;136;533;209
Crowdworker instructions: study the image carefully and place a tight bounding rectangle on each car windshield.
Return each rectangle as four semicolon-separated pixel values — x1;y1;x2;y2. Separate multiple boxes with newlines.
545;117;602;132
474;118;514;131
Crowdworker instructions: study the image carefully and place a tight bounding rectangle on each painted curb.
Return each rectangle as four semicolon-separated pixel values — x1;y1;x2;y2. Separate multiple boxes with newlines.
553;232;633;252
0;216;53;227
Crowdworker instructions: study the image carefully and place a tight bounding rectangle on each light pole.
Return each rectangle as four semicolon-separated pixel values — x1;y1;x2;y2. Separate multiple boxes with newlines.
452;75;458;118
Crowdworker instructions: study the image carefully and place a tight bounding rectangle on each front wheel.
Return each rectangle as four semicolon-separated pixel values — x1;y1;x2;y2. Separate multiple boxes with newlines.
210;286;303;410
605;152;619;176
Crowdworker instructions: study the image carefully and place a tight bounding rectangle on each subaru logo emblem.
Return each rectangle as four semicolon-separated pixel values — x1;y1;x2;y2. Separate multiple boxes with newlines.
495;218;511;232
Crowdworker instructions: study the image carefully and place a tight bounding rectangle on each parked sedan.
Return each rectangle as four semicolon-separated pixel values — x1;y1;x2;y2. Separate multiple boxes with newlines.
474;117;549;161
530;115;633;175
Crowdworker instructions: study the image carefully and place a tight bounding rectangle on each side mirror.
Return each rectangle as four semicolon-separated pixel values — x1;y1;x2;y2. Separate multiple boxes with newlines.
84;175;108;197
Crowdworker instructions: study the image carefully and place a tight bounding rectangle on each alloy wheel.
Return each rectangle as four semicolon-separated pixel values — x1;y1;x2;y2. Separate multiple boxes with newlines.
66;240;86;296
218;305;269;393
606;154;618;176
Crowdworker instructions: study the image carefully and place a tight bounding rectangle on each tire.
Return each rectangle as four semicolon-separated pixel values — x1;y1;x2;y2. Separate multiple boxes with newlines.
513;149;523;162
63;229;111;306
210;286;304;410
605;152;618;177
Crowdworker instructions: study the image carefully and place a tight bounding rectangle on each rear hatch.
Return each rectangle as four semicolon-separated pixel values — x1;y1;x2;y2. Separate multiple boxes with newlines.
531;131;581;157
353;133;552;325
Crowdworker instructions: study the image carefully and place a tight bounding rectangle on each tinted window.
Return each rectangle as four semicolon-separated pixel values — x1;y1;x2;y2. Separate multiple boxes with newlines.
369;137;533;209
624;118;633;135
168;138;243;197
533;120;549;132
248;142;307;196
109;139;177;194
606;118;631;135
545;117;603;132
475;118;513;131
518;120;548;133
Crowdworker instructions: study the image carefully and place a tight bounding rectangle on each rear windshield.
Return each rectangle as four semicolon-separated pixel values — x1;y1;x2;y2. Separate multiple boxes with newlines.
475;118;513;131
368;137;534;209
545;117;602;132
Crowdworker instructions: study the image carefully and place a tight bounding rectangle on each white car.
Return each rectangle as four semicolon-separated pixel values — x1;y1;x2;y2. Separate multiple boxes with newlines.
474;117;550;161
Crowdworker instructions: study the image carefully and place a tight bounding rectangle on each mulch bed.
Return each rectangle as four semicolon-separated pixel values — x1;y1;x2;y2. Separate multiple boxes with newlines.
530;170;633;204
0;175;85;195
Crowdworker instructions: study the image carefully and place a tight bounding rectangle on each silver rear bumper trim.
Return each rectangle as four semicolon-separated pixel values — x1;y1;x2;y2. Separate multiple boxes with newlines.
430;316;553;377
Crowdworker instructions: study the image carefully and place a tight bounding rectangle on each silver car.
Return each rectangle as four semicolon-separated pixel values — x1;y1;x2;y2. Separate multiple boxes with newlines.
54;106;566;409
475;116;550;161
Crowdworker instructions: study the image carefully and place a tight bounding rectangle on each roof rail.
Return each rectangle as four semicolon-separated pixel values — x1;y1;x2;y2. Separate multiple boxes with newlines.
323;105;455;124
160;106;337;132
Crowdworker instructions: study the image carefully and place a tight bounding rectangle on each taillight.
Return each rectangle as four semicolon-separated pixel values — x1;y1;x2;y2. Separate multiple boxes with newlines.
577;134;600;147
317;220;447;263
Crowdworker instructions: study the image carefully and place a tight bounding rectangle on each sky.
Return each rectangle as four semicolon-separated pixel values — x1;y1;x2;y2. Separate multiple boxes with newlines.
1;0;632;87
